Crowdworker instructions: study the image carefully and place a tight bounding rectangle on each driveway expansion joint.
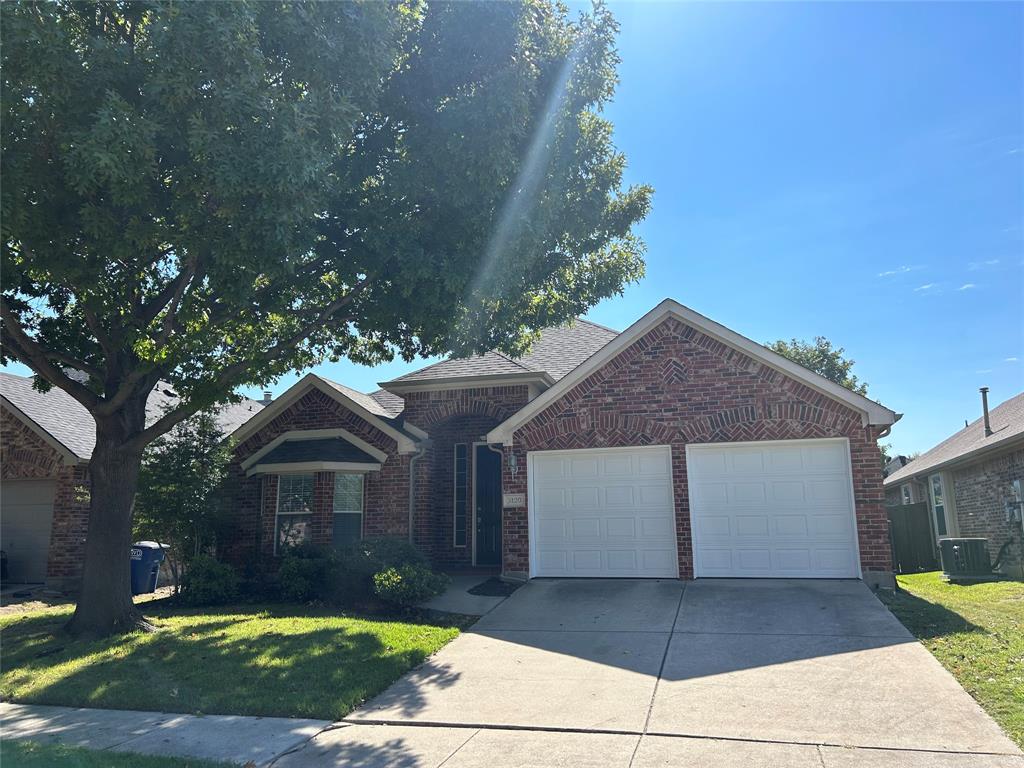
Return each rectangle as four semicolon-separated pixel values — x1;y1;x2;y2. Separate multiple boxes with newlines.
628;580;686;767
266;721;347;767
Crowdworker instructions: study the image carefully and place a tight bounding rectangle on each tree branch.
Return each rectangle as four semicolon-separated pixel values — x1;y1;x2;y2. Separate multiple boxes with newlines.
0;298;101;410
130;277;375;449
137;252;199;327
81;304;117;361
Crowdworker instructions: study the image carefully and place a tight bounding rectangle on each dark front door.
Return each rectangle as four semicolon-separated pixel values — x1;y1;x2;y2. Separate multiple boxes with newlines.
474;445;502;567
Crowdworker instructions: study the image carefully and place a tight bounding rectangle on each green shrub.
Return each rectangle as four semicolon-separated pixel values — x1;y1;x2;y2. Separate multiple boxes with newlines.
373;564;450;607
331;537;429;602
273;537;447;608
180;555;239;606
278;545;336;602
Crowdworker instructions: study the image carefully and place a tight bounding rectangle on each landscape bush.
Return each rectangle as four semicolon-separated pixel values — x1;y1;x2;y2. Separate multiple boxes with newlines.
276;537;443;607
373;564;451;607
179;555;239;606
278;545;336;602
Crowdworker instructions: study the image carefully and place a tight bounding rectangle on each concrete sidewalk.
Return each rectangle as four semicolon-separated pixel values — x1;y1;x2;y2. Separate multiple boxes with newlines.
0;702;331;766
4;702;1023;768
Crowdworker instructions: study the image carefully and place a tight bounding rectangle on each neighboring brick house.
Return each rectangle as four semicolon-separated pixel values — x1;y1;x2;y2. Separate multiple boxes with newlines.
0;372;260;589
226;299;900;588
884;390;1024;578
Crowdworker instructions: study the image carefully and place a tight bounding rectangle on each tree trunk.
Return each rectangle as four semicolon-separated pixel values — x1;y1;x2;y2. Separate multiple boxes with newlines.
66;403;152;637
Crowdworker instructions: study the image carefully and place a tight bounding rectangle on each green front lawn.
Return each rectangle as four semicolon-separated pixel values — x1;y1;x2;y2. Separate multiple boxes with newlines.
3;741;232;768
0;604;466;721
879;572;1024;749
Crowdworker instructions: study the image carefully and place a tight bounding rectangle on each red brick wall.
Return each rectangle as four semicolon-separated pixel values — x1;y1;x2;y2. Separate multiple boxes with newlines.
402;386;530;568
503;316;891;581
952;448;1024;577
1;406;90;589
224;387;408;568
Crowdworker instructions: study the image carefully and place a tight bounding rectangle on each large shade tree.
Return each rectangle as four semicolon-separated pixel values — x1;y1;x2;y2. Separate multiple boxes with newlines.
1;1;652;636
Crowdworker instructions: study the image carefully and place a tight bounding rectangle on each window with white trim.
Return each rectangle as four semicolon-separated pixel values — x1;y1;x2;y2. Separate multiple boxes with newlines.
333;474;364;548
901;484;913;505
453;444;468;547
276;474;314;553
929;474;948;537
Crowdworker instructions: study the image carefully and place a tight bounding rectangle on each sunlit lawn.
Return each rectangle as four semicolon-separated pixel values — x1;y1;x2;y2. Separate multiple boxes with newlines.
879;572;1024;749
3;741;231;768
0;603;467;721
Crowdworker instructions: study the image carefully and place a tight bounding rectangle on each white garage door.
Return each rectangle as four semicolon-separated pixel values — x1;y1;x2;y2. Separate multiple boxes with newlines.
529;446;678;577
686;439;860;578
1;480;57;583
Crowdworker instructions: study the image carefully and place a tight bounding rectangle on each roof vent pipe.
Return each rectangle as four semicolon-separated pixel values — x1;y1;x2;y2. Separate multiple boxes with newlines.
980;387;993;437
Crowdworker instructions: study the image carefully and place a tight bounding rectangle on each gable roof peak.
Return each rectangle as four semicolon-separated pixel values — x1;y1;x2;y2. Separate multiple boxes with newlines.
486;298;899;445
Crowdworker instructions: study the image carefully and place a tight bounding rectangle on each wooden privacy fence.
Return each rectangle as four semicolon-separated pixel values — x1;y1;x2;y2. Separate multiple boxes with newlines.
887;502;937;574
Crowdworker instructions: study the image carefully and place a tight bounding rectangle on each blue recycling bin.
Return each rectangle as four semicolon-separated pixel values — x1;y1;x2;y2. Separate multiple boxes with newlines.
130;541;166;595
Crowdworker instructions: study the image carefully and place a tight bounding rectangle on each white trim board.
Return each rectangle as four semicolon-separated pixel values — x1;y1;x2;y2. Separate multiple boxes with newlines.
379;371;554;396
240;428;389;471
230;373;422;454
248;461;381;477
488;299;899;445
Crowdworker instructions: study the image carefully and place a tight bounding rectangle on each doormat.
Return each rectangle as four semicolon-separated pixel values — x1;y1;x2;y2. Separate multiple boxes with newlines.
467;578;522;597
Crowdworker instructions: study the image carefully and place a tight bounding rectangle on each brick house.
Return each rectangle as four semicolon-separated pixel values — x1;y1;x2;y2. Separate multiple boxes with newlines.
0;372;260;589
225;299;900;588
884;390;1024;578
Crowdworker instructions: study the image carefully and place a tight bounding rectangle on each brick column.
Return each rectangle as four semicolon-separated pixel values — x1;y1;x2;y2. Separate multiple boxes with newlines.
501;444;528;580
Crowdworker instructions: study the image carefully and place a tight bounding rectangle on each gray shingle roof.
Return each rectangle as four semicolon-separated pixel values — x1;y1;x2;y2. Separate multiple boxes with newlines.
0;371;262;461
368;389;404;417
256;437;379;466
884;390;1024;485
383;320;619;387
515;320;619;380
318;377;397;419
315;376;421;439
386;351;534;384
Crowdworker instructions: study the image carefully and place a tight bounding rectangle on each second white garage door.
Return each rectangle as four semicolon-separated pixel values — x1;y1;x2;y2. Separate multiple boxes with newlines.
686;438;860;578
528;446;678;578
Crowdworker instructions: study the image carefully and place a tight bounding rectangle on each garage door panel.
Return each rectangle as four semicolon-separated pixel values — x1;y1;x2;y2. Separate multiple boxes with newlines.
737;549;773;572
688;439;859;579
640;515;675;538
603;455;633;476
570;487;600;508
536;518;566;539
571;518;601;539
731;450;765;473
809;444;848;470
771;481;806;502
605;517;635;538
570;456;599;478
637;451;671;476
530;446;678;578
736;515;770;536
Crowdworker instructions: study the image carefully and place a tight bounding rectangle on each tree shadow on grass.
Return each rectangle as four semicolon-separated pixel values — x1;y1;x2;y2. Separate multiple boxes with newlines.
1;606;461;722
879;587;983;640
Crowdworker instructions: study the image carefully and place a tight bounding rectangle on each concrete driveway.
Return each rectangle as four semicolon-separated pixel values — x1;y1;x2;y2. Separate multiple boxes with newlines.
281;579;1024;767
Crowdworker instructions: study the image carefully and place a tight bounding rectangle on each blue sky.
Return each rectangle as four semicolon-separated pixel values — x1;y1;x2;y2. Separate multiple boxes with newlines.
8;2;1021;455
266;1;1023;456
